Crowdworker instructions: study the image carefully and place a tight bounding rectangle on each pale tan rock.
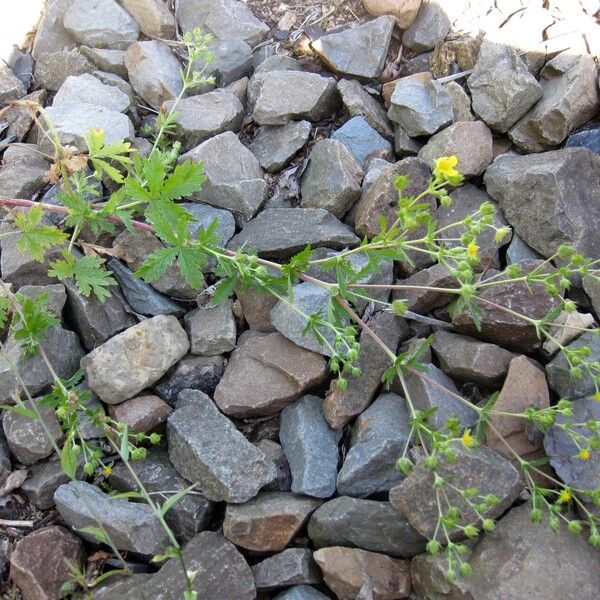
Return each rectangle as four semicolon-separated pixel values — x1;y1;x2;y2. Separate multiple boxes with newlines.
363;0;422;29
121;0;177;38
543;311;596;355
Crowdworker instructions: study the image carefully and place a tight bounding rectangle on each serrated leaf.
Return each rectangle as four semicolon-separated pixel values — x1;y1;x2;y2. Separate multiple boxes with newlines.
14;205;68;261
134;246;179;282
177;246;206;289
161;160;207;201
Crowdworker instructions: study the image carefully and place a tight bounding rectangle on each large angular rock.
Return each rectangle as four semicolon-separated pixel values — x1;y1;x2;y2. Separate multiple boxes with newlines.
121;0;177;38
81;315;189;404
184;300;236;356
312;16;395;80
107;394;172;434
54;481;170;557
363;0;422;28
80;47;127;78
181;131;266;222
192;38;253;88
162;90;244;151
273;586;330;600
167;391;276;502
331;116;393;168
21;458;73;509
468;41;543;132
252;548;321;591
9;526;84;600
402;0;450;52
17;284;66;320
214;332;327;417
308;496;426;558
418;121;493;177
509;52;599;152
567;126;600;156
280;395;342;498
300;139;363;218
484;148;600;261
33;50;94;92
0;145;49;200
125;41;183;109
228;208;359;259
52;73;130;112
176;0;269;45
250;121;312;172
63;0;139;50
390;443;522;540
32;0;75;59
0;64;26;105
252;71;340;125
324;310;408;429
223;492;321;552
313;547;411;600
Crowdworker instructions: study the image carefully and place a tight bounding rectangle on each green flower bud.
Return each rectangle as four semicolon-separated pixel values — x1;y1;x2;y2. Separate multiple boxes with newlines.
464;524;479;538
482;519;495;532
568;520;583;534
396;457;413;475
459;562;473;577
531;507;543;523
426;540;441;555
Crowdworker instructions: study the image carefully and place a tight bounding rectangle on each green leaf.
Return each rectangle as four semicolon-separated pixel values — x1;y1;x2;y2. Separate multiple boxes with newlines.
160;484;196;517
0;296;11;329
11;292;60;355
145;199;195;246
212;275;238;305
120;424;130;462
0;404;37;419
14;205;68;261
151;545;181;563
61;435;78;479
78;525;109;544
135;246;179;282
161;160;207;201
177;246;206;289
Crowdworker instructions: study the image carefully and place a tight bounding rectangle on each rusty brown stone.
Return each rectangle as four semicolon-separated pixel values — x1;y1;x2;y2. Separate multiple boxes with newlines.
107;394;172;434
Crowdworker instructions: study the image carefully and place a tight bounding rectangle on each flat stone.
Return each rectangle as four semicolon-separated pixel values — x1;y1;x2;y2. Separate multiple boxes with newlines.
418;121;493;177
107;394;172;434
184;300;236;356
337;78;394;140
33;50;94;91
566;126;600;155
192;38;253;90
154;355;224;406
228;208;359;259
431;330;516;387
280;395;342;498
181;131;266;222
331;116;393;168
0;145;50;200
484;148;600;260
223;492;321;552
390;442;522;540
402;0;450;51
252;548;321;591
125;41;183;110
183;202;236;252
324;310;408;429
0;63;26;104
309;496;426;558
468;40;543;132
313;547;411;600
121;0;177;38
543;310;595;355
273;587;329;600
214;331;327;417
167;390;276;502
509;52;599;152
176;0;269;46
80;47;127;78
54;480;170;557
81;315;190;404
163;90;244;151
63;0;139;50
10;526;84;600
312;16;395;80
252;71;340;125
52;72;130;112
32;0;75;60
21;458;73;509
109;449;214;543
249;121;312;172
363;0;422;28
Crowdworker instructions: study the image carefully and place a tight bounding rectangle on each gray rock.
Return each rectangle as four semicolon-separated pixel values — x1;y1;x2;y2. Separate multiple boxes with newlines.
280;395;342;498
162;90;244;151
81;315;189;404
0;433;10;486
41;103;134;153
0;145;50;200
418;121;494;177
52;73;130;112
484;148;600;261
506;233;543;265
388;78;452;136
182;202;236;249
336;78;394;140
125;41;183;110
184;300;237;355
324;310;408;429
252;548;321;591
252;71;340;125
0;327;84;404
120;0;177;38
274;587;330;600
223;491;321;552
54;480;170;558
402;363;479;430
31;0;75;60
312;16;395;79
63;0;139;49
331;116;393;168
308;496;426;557
80;47;128;78
21;458;73;509
583;274;600;316
192;38;253;88
154;355;224;406
0;63;26;104
17;284;67;319
176;0;269;45
109;449;214;543
181;131;266;222
167;390;276;502
300;139;363;218
431;330;516;387
254;55;302;75
509;52;599;152
446;81;475;122
468;41;543;132
402;0;450;51
566;126;600;156
2;398;63;465
33;50;94;92
228;208;358;259
107;259;186;317
249;121;312;172
256;439;292;492
390;442;522;540
71;383;106;439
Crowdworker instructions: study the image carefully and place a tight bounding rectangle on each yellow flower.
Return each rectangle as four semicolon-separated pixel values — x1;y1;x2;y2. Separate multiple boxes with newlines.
461;429;476;448
558;489;572;503
593;391;600;402
435;155;460;178
102;465;113;476
578;448;591;461
467;242;479;257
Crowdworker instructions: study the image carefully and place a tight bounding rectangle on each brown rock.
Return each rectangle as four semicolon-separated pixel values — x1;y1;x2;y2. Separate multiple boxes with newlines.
107;394;172;434
223;491;321;552
324;310;408;429
237;286;277;332
10;526;85;600
313;547;411;600
363;0;422;28
392;263;455;312
213;332;328;417
121;0;177;38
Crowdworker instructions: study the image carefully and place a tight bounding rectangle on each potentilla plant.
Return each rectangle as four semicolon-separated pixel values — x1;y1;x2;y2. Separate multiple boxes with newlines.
1;31;600;594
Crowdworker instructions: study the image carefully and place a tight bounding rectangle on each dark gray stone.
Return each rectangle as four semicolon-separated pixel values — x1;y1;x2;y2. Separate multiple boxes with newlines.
0;63;26;104
21;458;73;509
33;50;95;92
52;73;131;112
80;47;128;78
31;0;75;59
566;126;600;155
331;116;393;168
402;0;451;51
192;38;253;87
256;439;292;492
249;121;312;172
17;284;67;319
184;300;237;356
252;548;321;591
506;232;542;265
0;145;50;200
